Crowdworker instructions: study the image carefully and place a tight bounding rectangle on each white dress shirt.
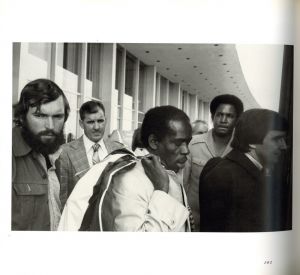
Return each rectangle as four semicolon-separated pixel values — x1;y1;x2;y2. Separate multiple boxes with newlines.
83;134;108;167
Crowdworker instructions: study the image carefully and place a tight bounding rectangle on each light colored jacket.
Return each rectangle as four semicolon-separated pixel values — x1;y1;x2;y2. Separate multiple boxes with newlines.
58;153;190;232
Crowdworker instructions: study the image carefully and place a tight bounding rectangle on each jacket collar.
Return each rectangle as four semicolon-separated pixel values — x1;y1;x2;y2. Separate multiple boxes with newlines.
191;129;232;157
226;149;262;181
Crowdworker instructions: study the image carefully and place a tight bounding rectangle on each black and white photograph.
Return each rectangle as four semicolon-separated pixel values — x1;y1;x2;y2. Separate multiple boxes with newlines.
12;43;293;233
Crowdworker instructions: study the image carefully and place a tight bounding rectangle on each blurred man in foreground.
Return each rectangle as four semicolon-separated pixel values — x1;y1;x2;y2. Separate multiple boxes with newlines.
200;109;290;232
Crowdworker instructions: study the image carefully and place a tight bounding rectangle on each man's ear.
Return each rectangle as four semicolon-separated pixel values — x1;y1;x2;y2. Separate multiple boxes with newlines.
148;134;159;151
79;120;83;129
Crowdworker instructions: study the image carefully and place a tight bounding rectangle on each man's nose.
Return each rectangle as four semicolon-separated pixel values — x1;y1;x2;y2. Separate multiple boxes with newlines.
220;115;227;123
45;117;54;130
93;122;100;130
278;138;287;150
181;143;190;155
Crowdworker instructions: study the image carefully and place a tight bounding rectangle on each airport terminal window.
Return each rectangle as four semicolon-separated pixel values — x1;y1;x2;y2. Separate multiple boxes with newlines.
125;54;135;97
138;63;145;113
63;43;80;75
115;47;123;95
86;43;93;81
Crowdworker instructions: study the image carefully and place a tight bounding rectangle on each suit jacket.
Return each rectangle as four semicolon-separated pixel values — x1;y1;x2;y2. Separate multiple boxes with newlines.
199;149;289;232
56;136;124;208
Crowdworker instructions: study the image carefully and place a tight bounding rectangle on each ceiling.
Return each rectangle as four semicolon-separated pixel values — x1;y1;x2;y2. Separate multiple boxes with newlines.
120;43;259;110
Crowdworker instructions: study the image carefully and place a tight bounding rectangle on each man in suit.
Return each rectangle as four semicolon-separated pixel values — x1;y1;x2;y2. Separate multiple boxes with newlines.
184;94;244;231
57;100;124;208
200;109;290;232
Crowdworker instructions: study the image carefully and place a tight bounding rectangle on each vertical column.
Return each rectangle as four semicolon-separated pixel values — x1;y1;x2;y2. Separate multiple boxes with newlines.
132;59;140;129
189;94;198;122
118;48;126;130
183;91;189;115
99;43;117;135
160;78;169;105
155;74;161;106
49;43;58;81
198;100;204;119
203;101;210;124
168;83;181;108
143;65;156;112
76;43;88;137
12;43;21;104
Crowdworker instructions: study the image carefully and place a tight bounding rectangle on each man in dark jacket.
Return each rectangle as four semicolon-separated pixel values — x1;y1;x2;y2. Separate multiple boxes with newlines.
200;109;291;232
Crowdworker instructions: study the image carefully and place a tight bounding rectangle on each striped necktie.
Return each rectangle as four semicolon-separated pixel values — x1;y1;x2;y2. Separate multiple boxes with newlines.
92;143;100;165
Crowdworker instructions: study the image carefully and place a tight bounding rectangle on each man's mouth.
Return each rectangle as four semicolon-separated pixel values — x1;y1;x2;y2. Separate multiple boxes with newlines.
178;158;187;164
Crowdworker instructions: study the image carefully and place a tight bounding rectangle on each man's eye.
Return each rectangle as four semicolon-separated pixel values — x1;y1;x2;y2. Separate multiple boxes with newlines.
34;114;45;118
174;141;182;146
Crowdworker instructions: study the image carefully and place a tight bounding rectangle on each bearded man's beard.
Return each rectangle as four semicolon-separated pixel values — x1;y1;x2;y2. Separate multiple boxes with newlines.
21;123;65;155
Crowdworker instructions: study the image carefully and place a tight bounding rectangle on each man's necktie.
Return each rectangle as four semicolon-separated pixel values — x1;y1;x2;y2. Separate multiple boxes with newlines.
92;143;100;165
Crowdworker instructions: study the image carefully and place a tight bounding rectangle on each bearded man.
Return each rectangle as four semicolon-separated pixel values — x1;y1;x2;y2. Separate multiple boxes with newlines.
12;79;70;230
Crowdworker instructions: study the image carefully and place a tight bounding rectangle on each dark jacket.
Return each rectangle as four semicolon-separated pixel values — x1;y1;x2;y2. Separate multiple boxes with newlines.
199;149;289;232
12;127;50;230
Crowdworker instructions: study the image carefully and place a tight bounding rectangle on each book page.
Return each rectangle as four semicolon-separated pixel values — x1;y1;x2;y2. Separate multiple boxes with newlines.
0;0;298;274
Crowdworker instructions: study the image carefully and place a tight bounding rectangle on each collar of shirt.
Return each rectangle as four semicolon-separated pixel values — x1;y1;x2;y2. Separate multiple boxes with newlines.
244;152;263;170
83;134;108;166
83;134;104;152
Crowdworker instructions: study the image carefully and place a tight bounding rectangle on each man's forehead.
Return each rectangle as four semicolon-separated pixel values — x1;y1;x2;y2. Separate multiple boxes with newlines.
167;120;191;136
266;130;286;138
83;109;105;120
30;96;65;114
215;103;236;113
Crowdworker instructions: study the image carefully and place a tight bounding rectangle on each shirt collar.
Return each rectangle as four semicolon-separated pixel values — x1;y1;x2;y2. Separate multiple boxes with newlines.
83;133;104;152
244;152;263;170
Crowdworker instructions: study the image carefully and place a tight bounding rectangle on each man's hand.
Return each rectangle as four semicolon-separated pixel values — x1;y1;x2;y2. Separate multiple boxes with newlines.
141;154;169;193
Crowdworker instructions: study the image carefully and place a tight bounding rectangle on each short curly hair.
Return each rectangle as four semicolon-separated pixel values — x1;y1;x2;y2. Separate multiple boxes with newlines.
141;105;191;148
210;94;244;118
